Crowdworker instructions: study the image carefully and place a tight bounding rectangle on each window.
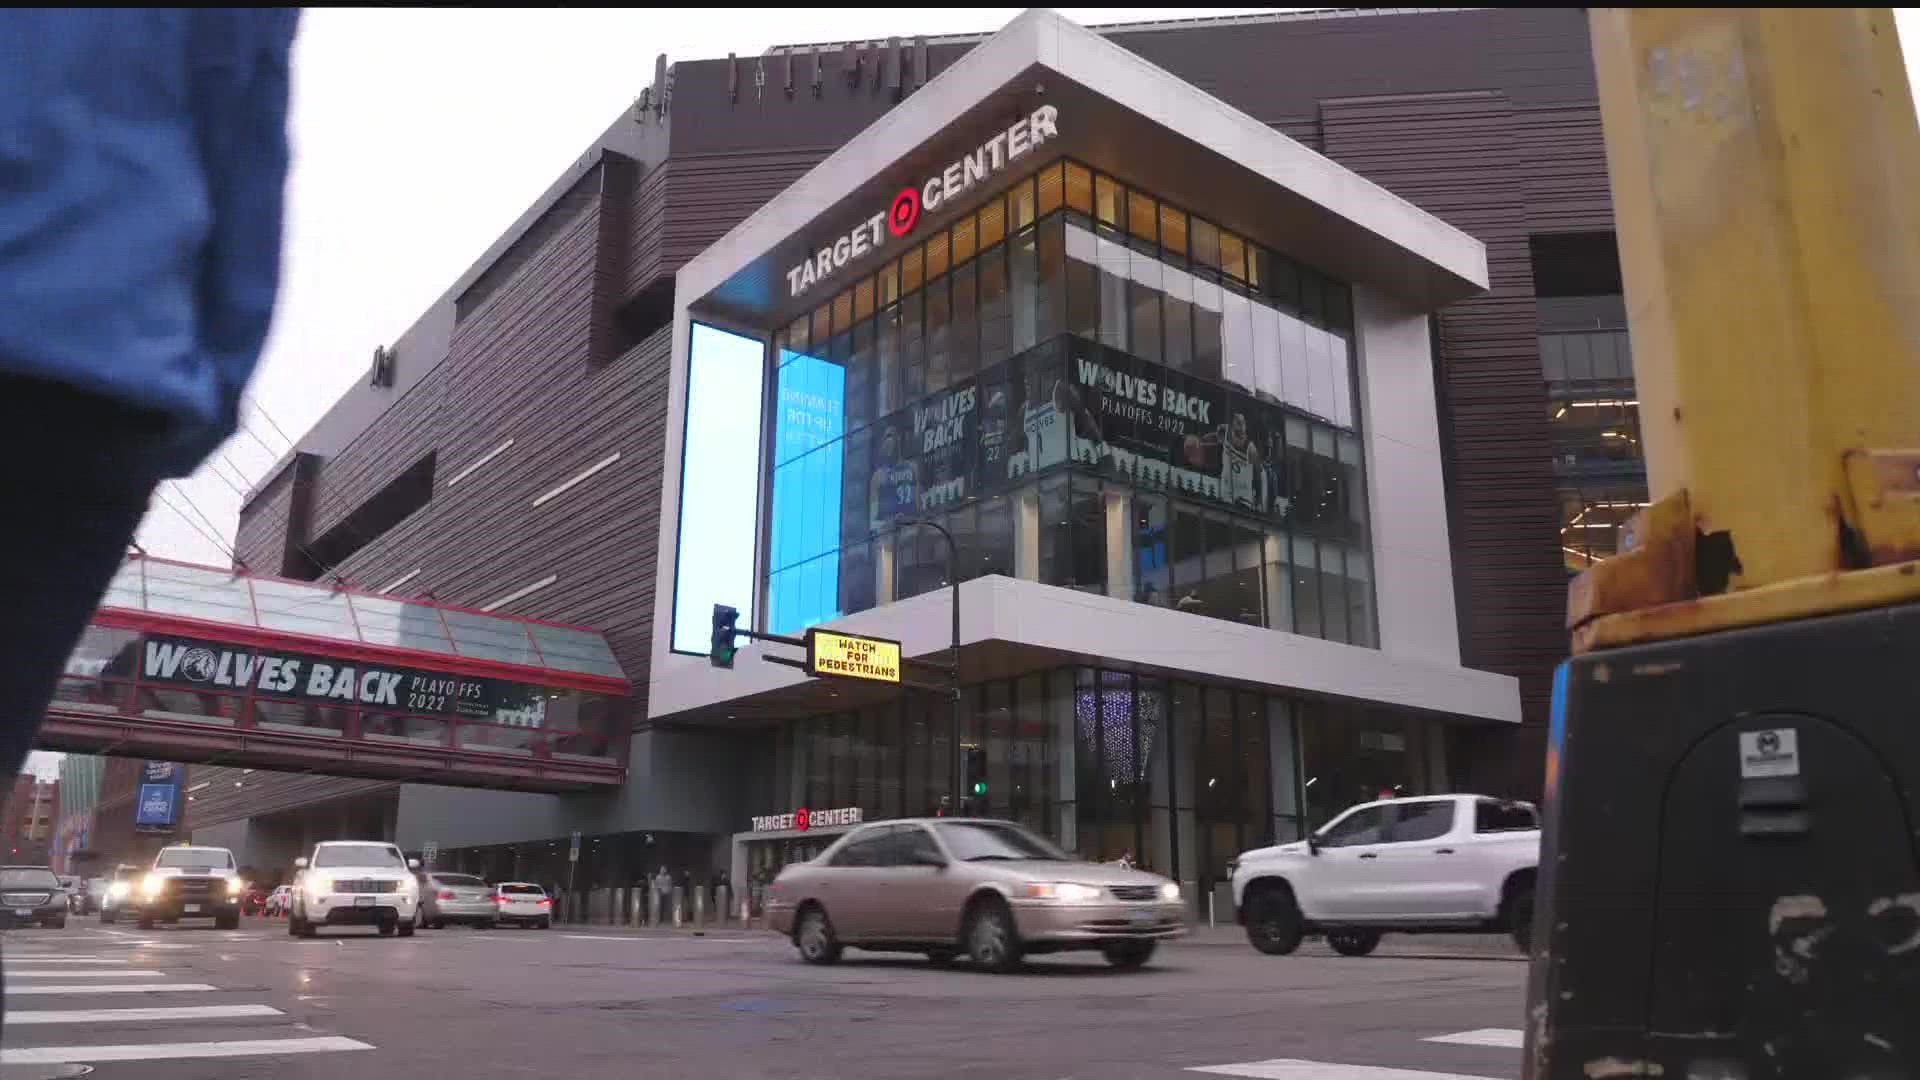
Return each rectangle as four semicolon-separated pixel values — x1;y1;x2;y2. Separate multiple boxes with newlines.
155;847;236;870
828;827;893;867
310;844;403;869
1316;805;1390;848
1476;800;1540;834
894;826;945;865
432;874;486;887
1388;801;1454;843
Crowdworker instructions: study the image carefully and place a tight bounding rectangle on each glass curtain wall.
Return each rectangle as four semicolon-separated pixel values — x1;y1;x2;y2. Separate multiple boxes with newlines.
764;666;1440;899
766;159;1376;647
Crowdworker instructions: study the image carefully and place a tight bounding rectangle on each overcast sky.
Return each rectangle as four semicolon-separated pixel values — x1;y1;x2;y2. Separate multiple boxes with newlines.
33;8;1920;781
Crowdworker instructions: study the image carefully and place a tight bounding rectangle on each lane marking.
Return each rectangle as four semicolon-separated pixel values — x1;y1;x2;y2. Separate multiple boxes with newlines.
3;1036;373;1064
1;958;130;964
7;970;165;979
8;1004;283;1025
1188;1061;1500;1080
1423;1029;1523;1050
5;984;218;995
560;934;759;943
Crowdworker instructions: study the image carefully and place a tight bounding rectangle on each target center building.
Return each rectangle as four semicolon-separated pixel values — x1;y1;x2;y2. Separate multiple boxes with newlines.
654;10;1516;894
203;9;1578;909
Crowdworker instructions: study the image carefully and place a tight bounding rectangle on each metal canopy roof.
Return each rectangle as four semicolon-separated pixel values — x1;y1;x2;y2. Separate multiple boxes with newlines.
101;555;628;690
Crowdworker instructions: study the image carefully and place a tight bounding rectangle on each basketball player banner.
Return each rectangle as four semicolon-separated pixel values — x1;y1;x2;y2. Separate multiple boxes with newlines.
1057;338;1292;521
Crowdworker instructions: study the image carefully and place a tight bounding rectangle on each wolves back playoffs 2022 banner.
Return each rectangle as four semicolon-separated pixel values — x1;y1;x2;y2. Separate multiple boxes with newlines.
124;633;554;728
861;335;1303;532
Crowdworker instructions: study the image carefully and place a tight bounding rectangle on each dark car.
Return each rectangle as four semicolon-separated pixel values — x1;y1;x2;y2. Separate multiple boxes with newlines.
0;866;69;929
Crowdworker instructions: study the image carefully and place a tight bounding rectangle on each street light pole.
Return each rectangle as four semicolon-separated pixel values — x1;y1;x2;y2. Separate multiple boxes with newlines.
898;519;962;814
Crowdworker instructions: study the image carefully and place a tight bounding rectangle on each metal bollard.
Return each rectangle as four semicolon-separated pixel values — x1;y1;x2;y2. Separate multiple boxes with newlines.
646;889;659;926
671;886;685;927
692;886;707;926
715;885;731;926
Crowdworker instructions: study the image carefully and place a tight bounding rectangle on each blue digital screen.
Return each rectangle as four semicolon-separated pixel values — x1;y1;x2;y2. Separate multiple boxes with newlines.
135;782;179;829
670;323;767;655
767;348;845;637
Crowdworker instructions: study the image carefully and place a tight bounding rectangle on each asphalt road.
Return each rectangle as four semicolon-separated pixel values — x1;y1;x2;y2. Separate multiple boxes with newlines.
0;919;1527;1079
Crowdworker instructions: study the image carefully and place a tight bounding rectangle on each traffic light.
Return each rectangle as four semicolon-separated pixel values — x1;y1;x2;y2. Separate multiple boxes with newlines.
963;746;987;811
710;604;738;669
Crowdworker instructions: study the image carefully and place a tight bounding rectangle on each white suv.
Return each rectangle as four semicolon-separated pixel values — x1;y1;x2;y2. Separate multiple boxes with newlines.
1229;794;1540;957
289;841;420;939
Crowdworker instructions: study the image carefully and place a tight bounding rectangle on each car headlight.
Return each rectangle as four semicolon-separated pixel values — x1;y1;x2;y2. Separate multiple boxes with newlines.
226;877;244;897
305;874;333;896
140;874;165;897
1159;881;1182;902
108;881;130;900
1022;882;1104;903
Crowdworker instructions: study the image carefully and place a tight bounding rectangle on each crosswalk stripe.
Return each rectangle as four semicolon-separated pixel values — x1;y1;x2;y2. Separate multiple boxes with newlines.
0;958;130;964
5;984;218;995
7;970;165;979
8;1004;283;1025
1188;1061;1500;1080
1423;1029;1523;1050
2;1036;373;1064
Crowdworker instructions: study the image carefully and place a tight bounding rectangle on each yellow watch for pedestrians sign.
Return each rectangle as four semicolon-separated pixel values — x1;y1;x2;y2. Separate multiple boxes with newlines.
806;630;902;684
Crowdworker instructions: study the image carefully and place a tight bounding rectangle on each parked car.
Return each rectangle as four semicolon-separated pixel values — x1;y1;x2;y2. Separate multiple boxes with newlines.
0;866;69;929
134;844;245;929
263;885;292;917
239;885;270;916
1229;794;1540;957
98;863;143;924
768;818;1186;973
288;841;420;938
416;872;497;929
491;882;553;929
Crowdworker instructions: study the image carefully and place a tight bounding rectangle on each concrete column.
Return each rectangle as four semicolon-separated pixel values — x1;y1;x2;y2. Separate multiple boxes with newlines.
1104;490;1132;601
875;534;897;605
1013;489;1041;581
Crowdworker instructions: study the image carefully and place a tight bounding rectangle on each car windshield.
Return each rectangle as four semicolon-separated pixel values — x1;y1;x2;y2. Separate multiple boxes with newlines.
0;868;60;889
155;848;234;870
433;874;485;887
932;821;1070;862
312;844;404;869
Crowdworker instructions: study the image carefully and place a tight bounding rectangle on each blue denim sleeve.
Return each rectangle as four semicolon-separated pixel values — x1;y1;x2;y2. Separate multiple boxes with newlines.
189;8;301;445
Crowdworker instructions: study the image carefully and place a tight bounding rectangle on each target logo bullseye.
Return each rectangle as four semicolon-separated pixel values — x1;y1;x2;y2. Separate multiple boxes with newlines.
887;188;921;237
794;807;811;831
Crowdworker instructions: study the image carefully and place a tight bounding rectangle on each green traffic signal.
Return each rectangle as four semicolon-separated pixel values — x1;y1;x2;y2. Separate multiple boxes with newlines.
710;604;739;669
972;781;987;796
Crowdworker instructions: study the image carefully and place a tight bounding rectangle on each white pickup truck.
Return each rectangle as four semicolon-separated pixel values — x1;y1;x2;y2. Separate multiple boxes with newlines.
1229;793;1540;957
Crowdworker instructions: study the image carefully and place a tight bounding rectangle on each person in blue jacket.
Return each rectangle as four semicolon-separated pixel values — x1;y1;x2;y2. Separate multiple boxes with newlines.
0;10;301;784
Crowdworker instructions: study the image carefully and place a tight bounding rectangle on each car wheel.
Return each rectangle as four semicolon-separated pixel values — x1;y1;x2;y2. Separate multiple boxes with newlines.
1244;886;1305;956
794;905;842;965
1102;941;1156;970
215;912;239;931
1327;929;1382;957
99;910;115;925
965;899;1023;973
1507;879;1536;955
378;920;397;937
926;948;958;966
136;914;154;930
540;916;552;930
397;918;415;938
